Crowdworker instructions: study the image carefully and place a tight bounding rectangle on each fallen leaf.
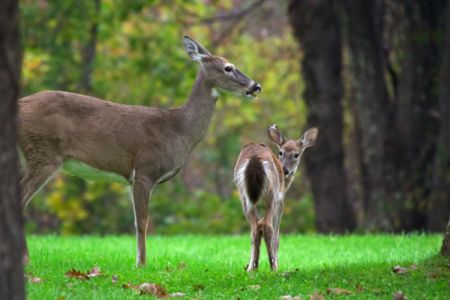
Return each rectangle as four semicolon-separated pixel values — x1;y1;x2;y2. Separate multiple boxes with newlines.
428;271;439;279
355;283;365;292
177;262;186;270
65;268;89;280
393;291;407;300
122;282;135;289
87;266;102;278
280;295;302;300
193;283;205;291
28;275;42;283
409;264;418;270
112;275;118;284
169;292;185;297
248;284;261;290
280;268;299;278
327;287;352;295
392;266;408;275
138;283;167;298
309;292;325;300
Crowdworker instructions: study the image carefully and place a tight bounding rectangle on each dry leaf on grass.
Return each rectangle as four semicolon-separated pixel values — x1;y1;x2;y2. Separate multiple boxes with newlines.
393;290;407;300
121;282;136;289
169;292;185;297
309;292;325;300
280;295;302;300
279;268;299;278
27;274;42;283
138;283;168;298
193;283;205;291
112;275;118;284
65;266;102;280
65;268;89;280
248;284;261;290
177;262;186;270
122;282;168;298
409;264;418;270
355;283;365;292
326;287;352;295
87;266;102;278
392;266;408;275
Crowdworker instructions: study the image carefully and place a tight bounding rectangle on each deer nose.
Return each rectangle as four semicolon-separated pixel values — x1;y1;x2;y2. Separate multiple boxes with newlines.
283;167;289;176
251;83;261;94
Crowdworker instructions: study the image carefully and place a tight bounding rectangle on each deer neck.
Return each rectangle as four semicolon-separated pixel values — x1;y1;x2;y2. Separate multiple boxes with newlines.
180;68;218;148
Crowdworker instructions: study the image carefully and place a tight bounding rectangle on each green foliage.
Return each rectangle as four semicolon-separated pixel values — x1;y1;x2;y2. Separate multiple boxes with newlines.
21;0;310;235
26;234;447;299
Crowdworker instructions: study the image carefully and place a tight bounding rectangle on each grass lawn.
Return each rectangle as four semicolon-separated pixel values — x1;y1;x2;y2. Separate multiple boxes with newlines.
26;234;448;299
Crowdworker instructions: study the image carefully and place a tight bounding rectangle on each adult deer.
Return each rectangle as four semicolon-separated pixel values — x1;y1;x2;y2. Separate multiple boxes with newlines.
234;125;318;271
18;36;261;267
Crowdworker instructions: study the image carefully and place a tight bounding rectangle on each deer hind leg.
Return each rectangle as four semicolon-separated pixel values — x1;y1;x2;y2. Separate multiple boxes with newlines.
20;140;62;208
261;193;279;271
272;201;284;267
20;152;61;264
132;174;154;267
244;205;262;272
21;162;60;208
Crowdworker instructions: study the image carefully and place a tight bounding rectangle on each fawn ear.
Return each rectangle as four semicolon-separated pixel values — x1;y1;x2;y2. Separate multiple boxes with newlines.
267;124;285;146
183;35;212;62
300;127;319;149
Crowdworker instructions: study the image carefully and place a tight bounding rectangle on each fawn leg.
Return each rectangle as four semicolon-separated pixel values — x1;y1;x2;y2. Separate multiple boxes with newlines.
246;208;262;271
272;201;284;267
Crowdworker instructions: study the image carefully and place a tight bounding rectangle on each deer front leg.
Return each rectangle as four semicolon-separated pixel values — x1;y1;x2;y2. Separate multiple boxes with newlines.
132;174;154;267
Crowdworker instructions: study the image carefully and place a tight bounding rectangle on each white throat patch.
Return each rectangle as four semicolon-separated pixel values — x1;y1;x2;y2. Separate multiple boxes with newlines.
211;88;219;98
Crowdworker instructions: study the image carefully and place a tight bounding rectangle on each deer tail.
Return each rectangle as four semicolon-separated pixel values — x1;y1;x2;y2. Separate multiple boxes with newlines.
244;156;267;204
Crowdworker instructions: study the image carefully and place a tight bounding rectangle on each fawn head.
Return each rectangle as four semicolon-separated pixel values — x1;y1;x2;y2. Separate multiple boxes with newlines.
183;36;261;98
268;124;318;178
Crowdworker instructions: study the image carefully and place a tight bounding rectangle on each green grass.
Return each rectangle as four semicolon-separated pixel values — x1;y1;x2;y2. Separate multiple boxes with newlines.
26;235;449;299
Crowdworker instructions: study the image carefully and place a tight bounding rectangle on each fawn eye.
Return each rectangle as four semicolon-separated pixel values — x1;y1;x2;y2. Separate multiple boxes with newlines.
294;153;300;158
224;65;233;72
279;151;283;156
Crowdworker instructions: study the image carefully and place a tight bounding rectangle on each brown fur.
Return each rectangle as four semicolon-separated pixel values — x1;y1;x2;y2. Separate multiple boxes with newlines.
19;36;260;267
234;126;318;272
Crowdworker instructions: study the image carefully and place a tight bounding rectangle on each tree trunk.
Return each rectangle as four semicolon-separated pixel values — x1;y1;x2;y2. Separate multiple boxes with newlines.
393;0;447;231
441;219;450;256
288;0;356;233
80;0;100;92
0;0;25;299
428;0;450;232
342;0;391;230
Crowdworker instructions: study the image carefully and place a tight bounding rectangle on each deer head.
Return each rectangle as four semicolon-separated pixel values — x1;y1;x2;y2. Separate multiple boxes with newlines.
268;124;318;178
183;36;261;98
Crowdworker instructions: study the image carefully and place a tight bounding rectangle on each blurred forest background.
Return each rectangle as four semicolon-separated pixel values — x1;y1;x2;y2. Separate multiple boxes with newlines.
21;0;450;235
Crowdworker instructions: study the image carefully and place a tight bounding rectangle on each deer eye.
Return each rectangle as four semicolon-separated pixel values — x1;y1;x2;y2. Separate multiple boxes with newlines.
224;65;233;72
279;151;283;156
294;153;300;158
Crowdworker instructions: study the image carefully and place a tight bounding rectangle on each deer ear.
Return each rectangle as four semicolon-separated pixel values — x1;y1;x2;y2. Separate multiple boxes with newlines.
300;127;319;149
267;124;285;146
183;35;212;62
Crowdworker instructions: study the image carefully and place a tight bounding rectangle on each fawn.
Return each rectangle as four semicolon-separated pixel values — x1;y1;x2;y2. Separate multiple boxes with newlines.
234;124;318;271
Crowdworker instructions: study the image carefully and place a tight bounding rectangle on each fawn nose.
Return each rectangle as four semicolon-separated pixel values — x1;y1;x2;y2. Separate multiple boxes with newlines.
251;83;262;94
283;167;289;176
